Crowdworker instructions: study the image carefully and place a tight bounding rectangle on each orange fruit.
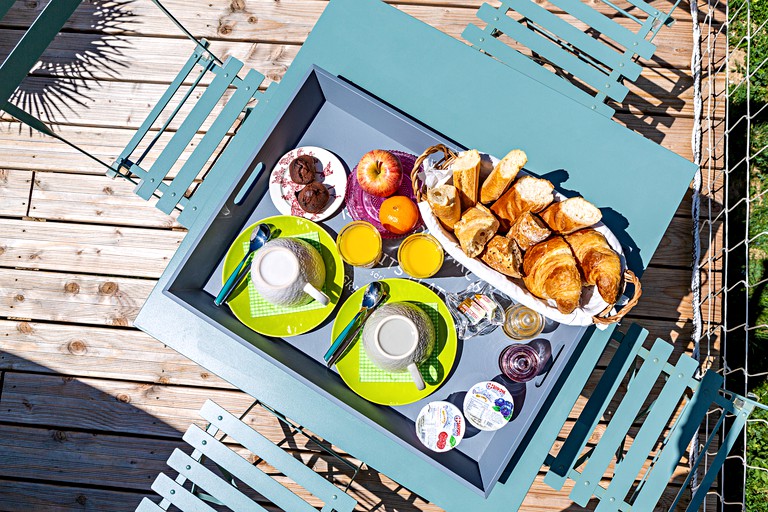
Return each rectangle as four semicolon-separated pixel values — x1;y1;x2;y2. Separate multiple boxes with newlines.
379;196;420;235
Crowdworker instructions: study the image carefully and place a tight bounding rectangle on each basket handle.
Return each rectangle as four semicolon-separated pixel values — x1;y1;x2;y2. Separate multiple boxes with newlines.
410;143;458;202
592;269;642;325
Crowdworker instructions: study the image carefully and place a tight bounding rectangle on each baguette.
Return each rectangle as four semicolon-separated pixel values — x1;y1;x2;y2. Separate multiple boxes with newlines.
523;236;582;314
451;149;482;210
454;204;499;258
506;211;551;251
490;176;554;232
480;149;527;204
427;185;461;230
566;229;622;304
480;235;523;278
539;196;602;234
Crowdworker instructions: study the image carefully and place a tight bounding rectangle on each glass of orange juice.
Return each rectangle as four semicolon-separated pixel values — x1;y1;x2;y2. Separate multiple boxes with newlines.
336;221;382;268
398;233;444;279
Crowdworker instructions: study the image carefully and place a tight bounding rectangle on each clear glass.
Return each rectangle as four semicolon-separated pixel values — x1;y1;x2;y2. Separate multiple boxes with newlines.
499;344;542;383
502;303;544;340
336;220;382;268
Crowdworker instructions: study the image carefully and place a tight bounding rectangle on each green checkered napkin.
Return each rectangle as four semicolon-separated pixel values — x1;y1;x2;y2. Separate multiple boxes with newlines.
244;232;327;318
358;303;441;383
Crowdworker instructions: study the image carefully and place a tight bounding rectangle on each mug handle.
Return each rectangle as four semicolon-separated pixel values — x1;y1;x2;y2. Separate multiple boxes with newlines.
408;363;426;391
303;283;330;306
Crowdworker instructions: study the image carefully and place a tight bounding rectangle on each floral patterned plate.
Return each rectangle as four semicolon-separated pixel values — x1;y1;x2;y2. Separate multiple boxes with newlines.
268;146;347;221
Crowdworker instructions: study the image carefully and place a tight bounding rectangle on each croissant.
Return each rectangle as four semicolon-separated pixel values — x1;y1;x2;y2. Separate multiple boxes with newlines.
523;236;582;314
566;229;622;304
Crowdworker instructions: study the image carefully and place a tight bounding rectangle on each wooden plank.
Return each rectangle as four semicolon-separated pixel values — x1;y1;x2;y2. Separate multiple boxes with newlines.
0;320;232;387
0;168;30;217
0;30;297;87
0;121;232;177
0;479;150;512
1;372;256;437
0;423;178;491
0;219;184;278
632;266;722;321
0;268;154;326
30;172;182;228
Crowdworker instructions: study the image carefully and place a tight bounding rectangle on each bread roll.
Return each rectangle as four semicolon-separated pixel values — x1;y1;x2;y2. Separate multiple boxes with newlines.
523;236;582;314
540;197;602;234
480;149;527;204
490;176;554;232
566;229;622;304
454;204;499;258
451;149;482;210
427;185;461;230
480;235;522;278
507;211;551;251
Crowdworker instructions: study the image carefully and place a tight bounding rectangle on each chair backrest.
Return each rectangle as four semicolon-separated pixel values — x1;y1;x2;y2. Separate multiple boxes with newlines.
136;399;357;512
543;323;763;511
108;41;271;228
462;0;680;117
0;0;268;229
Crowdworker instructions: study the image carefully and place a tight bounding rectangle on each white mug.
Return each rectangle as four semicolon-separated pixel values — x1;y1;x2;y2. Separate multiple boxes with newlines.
362;303;435;390
250;238;330;307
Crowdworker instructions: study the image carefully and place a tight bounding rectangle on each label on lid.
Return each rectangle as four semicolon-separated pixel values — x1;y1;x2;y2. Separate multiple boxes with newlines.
415;401;465;453
463;381;514;431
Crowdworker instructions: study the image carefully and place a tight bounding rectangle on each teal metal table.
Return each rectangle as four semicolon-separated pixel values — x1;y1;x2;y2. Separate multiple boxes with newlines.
134;0;697;509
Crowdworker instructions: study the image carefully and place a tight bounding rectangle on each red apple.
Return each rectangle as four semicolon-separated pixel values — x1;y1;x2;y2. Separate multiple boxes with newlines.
356;150;403;197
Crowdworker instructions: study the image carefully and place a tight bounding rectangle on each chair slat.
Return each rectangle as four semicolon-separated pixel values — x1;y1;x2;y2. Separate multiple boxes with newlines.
134;57;243;200
569;338;673;506
477;4;628;102
545;324;648;490
200;400;357;512
176;88;278;227
167;448;266;512
154;68;264;213
544;0;656;59
0;0;82;107
631;370;723;510
498;1;642;80
111;45;208;176
462;23;615;117
684;401;752;512
135;498;166;512
594;353;699;512
621;0;661;18
151;472;218;512
183;424;318;512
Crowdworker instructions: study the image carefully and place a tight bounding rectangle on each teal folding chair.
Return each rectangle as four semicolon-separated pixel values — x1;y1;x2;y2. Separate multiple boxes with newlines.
543;323;767;511
136;399;359;512
463;0;681;117
0;0;271;228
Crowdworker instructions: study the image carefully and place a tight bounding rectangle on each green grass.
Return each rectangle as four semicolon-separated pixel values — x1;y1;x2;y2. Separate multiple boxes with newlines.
730;0;768;507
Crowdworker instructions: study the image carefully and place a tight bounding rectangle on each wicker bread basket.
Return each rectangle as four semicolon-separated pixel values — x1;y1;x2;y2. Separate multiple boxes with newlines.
410;144;641;326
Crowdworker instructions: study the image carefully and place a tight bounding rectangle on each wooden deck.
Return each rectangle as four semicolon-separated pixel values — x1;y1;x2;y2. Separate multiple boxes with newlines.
0;0;725;510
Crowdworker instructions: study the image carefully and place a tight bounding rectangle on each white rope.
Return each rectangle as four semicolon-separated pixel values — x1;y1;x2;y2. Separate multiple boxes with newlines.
689;0;704;498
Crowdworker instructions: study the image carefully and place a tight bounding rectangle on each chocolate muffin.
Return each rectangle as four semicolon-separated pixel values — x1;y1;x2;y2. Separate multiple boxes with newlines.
289;155;317;185
297;182;330;213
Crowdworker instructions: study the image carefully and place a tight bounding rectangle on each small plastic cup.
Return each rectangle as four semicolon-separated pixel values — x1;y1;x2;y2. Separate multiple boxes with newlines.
397;233;444;279
502;303;544;340
336;220;382;268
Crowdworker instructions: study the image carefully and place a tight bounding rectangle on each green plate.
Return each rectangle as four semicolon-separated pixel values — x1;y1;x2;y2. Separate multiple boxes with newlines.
223;215;344;337
332;278;458;406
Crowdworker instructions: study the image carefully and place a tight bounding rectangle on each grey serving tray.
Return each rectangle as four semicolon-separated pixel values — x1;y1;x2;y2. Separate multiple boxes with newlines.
164;66;589;496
